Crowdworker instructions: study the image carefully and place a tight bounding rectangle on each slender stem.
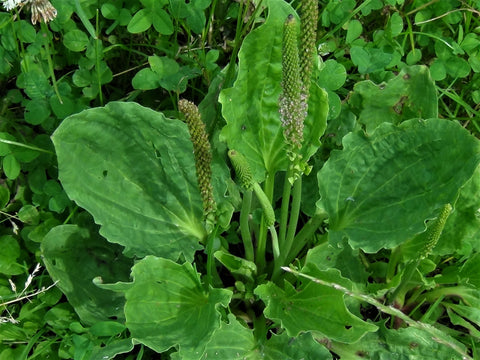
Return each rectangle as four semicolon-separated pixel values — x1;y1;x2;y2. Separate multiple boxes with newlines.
41;23;63;104
273;177;303;281
205;226;220;288
95;10;104;105
388;260;420;307
278;169;293;247
256;173;274;273
240;190;255;262
405;0;440;16
269;225;280;260
283;177;302;259
285;209;327;265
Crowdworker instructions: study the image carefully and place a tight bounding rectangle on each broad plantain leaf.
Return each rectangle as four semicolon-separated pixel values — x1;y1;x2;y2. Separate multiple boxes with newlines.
52;102;206;261
255;280;377;343
174;314;331;360
124;256;231;354
318;118;480;252
41;225;131;325
219;0;328;182
349;65;437;133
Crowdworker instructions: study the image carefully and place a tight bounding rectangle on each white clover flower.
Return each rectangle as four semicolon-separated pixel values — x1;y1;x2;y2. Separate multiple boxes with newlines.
2;0;57;24
30;0;57;24
2;0;23;11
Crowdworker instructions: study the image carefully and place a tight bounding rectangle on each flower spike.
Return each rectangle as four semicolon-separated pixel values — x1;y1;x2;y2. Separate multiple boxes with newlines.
299;0;319;96
178;99;216;222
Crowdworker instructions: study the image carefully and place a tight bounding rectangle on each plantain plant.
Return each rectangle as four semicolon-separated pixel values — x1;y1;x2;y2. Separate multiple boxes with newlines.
43;0;480;358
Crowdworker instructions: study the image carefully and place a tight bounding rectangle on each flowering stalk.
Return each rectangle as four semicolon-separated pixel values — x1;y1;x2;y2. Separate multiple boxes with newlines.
178;99;216;224
279;14;306;162
299;0;318;97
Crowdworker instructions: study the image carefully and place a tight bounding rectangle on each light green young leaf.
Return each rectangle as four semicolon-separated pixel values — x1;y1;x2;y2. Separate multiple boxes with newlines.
52;102;206;260
318;118;480;253
124;256;232;354
127;9;152;33
220;0;327;182
255;280;377;343
41;225;131;325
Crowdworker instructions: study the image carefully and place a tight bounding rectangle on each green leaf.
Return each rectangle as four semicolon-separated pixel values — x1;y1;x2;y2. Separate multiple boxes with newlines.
317;59;346;91
63;29;89;52
305;241;369;285
41;225;132;325
443;57;471;78
149;55;179;75
387;12;403;37
124;256;232;353
432;166;480;255
17;205;39;225
24;98;51;125
349;65;437;132
172;314;256;359
255;280;376;343
52;102;206;260
151;7;173;35
131;68;160;90
127;9;152;33
346;20;362;44
15;20;36;43
406;48;422;65
2;154;20;179
220;0;327;181
0;235;22;276
262;332;332;360
16;69;52;99
0;185;9;209
213;250;257;281
459;253;480;287
89;339;135;360
350;46;393;74
430;59;446;81
318;118;480;252
100;2;119;19
331;321;467;359
445;303;480;329
175;314;331;359
89;321;126;337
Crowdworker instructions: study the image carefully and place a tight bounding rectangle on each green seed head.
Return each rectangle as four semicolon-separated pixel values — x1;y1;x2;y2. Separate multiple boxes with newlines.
279;14;305;150
420;204;452;259
178;99;216;218
228;149;253;189
300;0;319;93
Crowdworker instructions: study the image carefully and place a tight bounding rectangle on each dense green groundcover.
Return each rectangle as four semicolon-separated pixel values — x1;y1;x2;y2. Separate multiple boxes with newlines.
2;0;480;359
